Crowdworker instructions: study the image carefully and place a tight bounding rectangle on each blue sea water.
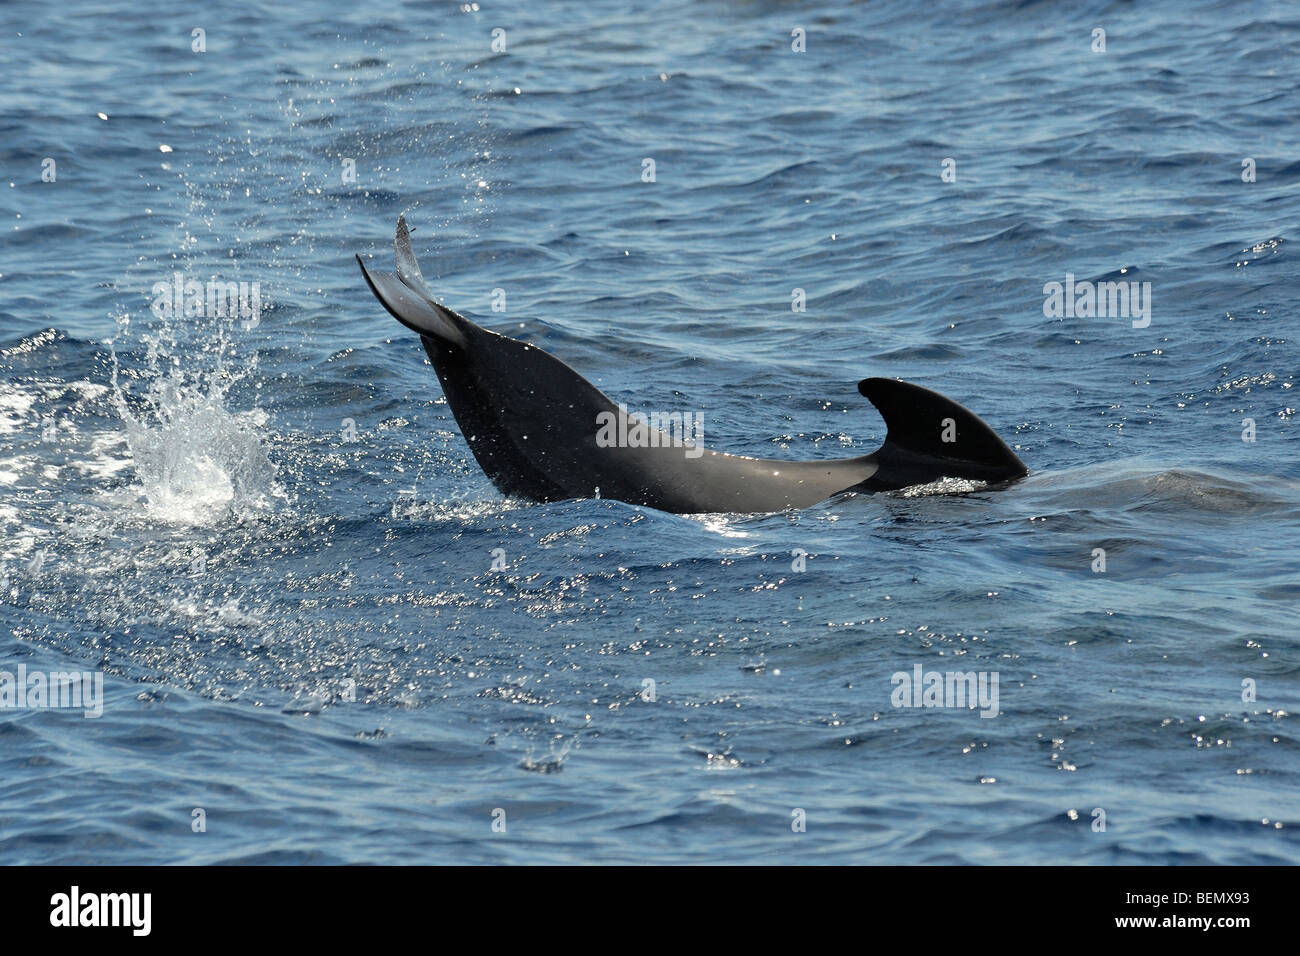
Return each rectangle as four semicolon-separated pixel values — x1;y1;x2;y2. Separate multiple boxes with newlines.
0;0;1297;865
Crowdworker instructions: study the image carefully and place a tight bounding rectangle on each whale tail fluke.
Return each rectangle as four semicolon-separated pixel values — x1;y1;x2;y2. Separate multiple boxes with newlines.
857;377;1028;491
392;214;430;295
355;215;470;349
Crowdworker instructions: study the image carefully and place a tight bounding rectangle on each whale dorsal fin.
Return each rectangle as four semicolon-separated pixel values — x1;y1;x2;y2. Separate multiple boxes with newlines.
857;377;1027;490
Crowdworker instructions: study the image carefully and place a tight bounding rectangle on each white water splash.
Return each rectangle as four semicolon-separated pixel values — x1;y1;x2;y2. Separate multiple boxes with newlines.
111;319;281;524
896;476;988;497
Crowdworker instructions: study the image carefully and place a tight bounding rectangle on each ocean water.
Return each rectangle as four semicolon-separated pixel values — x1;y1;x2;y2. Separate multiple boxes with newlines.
1;0;1297;865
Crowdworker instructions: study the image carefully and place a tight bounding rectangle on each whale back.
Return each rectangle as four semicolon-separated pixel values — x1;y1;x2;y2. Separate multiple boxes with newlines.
422;318;628;503
357;217;1028;513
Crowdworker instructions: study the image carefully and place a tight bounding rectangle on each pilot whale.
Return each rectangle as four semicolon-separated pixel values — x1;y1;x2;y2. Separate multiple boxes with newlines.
357;216;1027;514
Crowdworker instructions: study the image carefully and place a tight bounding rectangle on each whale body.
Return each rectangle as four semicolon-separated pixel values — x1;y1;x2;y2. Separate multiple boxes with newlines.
357;217;1027;514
